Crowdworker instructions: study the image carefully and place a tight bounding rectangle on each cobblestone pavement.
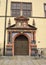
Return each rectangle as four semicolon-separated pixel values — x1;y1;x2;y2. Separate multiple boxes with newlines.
0;56;46;65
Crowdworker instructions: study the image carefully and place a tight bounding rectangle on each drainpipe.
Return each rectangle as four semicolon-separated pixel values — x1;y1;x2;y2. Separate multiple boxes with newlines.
3;0;8;56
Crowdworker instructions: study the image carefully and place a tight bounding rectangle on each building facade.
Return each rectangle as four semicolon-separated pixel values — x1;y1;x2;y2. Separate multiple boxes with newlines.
0;0;46;55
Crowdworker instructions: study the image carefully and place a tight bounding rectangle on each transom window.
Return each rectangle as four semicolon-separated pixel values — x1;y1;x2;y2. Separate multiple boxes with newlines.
11;2;32;17
44;4;46;17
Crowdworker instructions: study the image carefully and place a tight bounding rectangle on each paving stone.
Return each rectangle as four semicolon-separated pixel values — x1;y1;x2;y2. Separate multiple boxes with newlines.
0;56;46;65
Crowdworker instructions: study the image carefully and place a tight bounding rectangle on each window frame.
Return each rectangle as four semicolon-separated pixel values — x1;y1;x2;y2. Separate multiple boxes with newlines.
44;3;46;17
11;2;32;17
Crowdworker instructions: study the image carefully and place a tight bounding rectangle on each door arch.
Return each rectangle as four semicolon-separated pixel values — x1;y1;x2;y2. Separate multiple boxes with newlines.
14;35;29;55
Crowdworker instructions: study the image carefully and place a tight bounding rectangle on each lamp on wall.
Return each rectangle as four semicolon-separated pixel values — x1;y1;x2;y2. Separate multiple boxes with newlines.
38;41;40;43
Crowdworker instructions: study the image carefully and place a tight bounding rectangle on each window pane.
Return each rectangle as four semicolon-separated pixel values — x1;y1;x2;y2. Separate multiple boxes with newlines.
11;2;21;10
22;3;32;10
22;3;27;10
22;3;32;17
23;10;31;17
44;4;46;17
26;4;32;10
16;3;21;9
26;10;31;17
45;5;46;11
11;10;20;17
45;11;46;17
16;10;20;17
11;3;16;9
23;10;27;17
11;10;16;16
11;2;20;16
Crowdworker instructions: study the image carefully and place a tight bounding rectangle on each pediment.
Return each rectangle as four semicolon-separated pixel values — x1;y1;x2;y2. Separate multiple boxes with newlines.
6;24;37;30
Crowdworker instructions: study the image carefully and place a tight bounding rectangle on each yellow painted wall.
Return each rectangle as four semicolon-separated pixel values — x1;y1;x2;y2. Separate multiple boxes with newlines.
0;0;46;48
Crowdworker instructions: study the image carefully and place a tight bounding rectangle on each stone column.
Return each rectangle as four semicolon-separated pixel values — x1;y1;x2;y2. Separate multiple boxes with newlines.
12;42;14;56
7;31;11;44
33;31;36;41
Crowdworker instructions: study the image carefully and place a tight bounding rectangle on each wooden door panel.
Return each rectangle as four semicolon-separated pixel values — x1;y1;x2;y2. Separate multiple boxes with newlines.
14;35;29;55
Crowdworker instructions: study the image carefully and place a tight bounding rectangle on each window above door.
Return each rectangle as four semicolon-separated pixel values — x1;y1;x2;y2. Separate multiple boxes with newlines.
11;2;32;17
44;4;46;17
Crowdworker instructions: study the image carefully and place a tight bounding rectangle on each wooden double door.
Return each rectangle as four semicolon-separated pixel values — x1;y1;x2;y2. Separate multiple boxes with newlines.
14;35;29;55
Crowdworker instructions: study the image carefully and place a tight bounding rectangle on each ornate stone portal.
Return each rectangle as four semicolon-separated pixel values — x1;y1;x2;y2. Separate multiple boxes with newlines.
6;16;37;56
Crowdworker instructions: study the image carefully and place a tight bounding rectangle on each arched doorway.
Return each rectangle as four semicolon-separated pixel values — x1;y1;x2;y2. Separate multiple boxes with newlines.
14;35;29;55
